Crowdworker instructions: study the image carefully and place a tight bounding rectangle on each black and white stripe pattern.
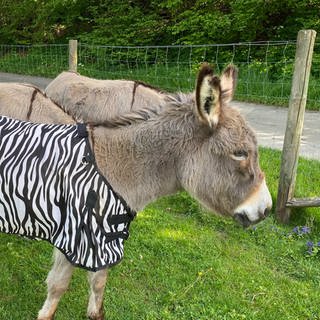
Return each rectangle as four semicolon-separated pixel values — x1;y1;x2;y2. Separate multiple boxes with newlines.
0;116;135;271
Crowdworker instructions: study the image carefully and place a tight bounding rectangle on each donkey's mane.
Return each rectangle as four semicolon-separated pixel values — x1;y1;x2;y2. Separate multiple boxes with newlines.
91;107;160;128
133;80;165;94
91;92;195;129
18;83;44;95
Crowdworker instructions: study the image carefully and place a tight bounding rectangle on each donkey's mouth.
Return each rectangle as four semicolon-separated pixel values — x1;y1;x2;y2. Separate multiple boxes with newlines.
234;208;269;228
234;212;252;228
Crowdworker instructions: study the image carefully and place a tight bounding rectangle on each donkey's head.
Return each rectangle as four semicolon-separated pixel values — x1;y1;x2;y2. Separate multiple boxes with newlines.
179;63;272;227
89;63;272;227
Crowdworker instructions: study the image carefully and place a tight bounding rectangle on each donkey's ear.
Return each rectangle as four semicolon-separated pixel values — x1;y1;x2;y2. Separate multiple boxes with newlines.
220;64;238;104
195;63;221;128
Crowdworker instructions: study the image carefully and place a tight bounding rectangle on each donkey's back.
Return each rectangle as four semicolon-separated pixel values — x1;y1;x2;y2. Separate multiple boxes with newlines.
0;82;73;124
45;71;170;122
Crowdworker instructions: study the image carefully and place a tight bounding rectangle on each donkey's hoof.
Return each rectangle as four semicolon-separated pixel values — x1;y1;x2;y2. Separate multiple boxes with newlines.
88;315;105;320
88;309;105;320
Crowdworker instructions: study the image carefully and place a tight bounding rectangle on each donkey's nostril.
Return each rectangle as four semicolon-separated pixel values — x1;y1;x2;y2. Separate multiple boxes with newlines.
258;208;269;220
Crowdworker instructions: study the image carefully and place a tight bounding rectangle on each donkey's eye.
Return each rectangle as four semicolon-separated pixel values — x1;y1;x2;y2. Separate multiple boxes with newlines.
231;150;248;161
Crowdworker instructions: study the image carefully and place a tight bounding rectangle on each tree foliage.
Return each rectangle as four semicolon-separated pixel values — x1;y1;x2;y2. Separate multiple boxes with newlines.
0;0;319;44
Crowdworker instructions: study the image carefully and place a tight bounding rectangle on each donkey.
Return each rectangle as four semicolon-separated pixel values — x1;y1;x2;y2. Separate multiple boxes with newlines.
45;71;171;123
0;64;272;320
0;82;74;124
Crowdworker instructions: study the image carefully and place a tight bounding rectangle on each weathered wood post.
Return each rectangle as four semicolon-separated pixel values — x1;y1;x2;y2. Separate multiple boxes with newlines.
69;39;78;72
276;30;317;223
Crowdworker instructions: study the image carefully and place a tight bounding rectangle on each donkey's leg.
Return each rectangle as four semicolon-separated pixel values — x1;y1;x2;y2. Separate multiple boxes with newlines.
87;269;108;320
37;249;75;320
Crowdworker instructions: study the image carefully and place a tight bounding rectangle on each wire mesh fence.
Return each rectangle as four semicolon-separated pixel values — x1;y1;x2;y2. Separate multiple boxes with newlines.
77;41;299;107
0;44;68;77
0;40;319;110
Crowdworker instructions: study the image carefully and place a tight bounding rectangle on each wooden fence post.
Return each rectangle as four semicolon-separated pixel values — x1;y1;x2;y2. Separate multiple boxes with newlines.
69;39;78;72
276;30;317;223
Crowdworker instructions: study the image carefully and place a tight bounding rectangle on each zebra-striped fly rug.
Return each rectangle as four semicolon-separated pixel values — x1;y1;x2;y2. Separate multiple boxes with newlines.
0;116;135;271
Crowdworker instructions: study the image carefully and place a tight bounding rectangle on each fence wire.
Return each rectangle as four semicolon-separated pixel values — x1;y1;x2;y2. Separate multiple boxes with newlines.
77;41;300;108
0;41;319;110
0;44;68;77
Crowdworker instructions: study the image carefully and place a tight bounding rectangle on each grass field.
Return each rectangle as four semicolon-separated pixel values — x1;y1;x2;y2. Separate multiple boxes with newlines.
0;148;319;320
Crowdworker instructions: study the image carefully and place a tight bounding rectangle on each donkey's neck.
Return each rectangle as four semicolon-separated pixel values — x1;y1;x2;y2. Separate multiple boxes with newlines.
91;123;185;211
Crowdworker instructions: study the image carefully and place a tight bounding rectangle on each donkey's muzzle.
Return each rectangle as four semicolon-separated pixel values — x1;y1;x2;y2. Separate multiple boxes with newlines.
234;208;269;228
234;212;252;228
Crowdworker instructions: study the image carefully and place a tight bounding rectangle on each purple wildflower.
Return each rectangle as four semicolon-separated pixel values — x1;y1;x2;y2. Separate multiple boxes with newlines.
317;241;320;247
301;226;311;234
292;226;299;234
307;241;314;247
306;241;314;255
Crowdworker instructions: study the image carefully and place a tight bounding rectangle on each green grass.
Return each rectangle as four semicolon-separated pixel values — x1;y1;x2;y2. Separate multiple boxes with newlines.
0;148;320;320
